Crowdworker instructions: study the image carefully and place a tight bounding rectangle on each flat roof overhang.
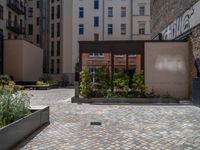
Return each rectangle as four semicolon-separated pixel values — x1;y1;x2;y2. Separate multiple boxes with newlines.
79;40;186;54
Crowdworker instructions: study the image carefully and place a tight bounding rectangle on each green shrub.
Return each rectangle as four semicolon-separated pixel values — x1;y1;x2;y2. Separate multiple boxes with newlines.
0;75;12;87
80;70;92;98
113;69;129;97
94;66;110;97
14;85;25;91
37;81;48;86
132;71;145;97
47;80;57;85
36;79;57;86
0;91;31;128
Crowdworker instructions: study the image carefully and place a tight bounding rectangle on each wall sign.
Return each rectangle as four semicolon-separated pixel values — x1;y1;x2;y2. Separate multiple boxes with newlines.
161;0;200;40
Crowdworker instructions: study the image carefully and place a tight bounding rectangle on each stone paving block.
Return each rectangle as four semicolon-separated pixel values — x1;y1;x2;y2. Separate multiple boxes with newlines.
13;89;200;150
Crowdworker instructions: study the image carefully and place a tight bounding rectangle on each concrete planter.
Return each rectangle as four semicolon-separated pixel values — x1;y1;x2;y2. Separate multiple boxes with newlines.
192;77;200;107
71;97;179;104
0;106;49;150
24;84;58;90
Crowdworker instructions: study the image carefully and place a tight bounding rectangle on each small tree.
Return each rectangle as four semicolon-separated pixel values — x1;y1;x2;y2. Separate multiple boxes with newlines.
93;66;110;97
113;69;129;97
79;70;92;98
132;71;145;97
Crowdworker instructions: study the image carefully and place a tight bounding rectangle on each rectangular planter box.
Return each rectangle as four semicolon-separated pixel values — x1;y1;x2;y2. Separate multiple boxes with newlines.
192;77;200;107
0;106;49;150
24;84;58;90
71;97;179;104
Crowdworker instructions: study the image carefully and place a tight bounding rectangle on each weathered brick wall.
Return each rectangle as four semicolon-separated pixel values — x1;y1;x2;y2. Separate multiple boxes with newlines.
151;0;199;38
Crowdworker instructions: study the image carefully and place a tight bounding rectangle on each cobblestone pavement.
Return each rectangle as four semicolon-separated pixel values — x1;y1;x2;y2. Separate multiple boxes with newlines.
16;89;200;150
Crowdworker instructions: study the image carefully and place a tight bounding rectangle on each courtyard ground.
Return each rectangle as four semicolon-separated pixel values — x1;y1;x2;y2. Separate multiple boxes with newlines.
16;88;200;150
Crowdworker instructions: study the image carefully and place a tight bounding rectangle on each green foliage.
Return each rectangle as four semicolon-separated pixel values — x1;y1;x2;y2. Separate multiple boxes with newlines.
80;70;92;98
0;91;31;128
132;71;145;97
113;69;129;97
93;66;110;97
36;81;49;86
0;75;11;87
0;75;30;128
37;75;57;86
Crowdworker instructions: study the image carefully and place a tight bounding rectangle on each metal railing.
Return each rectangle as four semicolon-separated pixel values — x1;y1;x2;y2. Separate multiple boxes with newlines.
6;20;25;34
7;0;25;14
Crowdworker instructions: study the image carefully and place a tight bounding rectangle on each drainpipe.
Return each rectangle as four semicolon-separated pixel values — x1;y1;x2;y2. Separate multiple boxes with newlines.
103;0;105;40
131;0;133;40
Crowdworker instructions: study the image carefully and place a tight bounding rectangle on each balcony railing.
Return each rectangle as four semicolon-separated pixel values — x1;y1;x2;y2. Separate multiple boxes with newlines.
7;0;25;15
7;20;25;34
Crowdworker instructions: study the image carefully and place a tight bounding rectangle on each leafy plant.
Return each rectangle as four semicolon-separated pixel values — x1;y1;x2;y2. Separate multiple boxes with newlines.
0;75;12;88
132;71;145;97
36;79;57;86
113;69;129;97
0;92;31;128
36;81;49;86
80;70;92;98
93;66;110;97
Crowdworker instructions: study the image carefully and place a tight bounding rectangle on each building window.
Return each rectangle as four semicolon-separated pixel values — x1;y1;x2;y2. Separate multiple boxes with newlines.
94;16;99;27
51;24;54;37
28;8;33;17
94;0;99;9
37;0;40;8
0;29;3;36
57;41;60;56
57;5;60;18
139;23;145;34
89;53;104;57
121;24;126;35
28;24;33;35
36;34;40;44
94;34;99;41
0;5;3;20
139;6;145;16
51;41;54;56
37;17;39;26
108;7;113;17
79;24;84;35
108;24;113;35
51;6;54;20
51;59;54;74
121;7;126;17
8;33;11;39
57;59;60;74
79;7;84;18
57;22;60;37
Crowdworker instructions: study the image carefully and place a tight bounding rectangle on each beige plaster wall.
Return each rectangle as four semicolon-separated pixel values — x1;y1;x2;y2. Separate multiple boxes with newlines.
4;40;43;82
4;40;23;80
145;42;189;98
